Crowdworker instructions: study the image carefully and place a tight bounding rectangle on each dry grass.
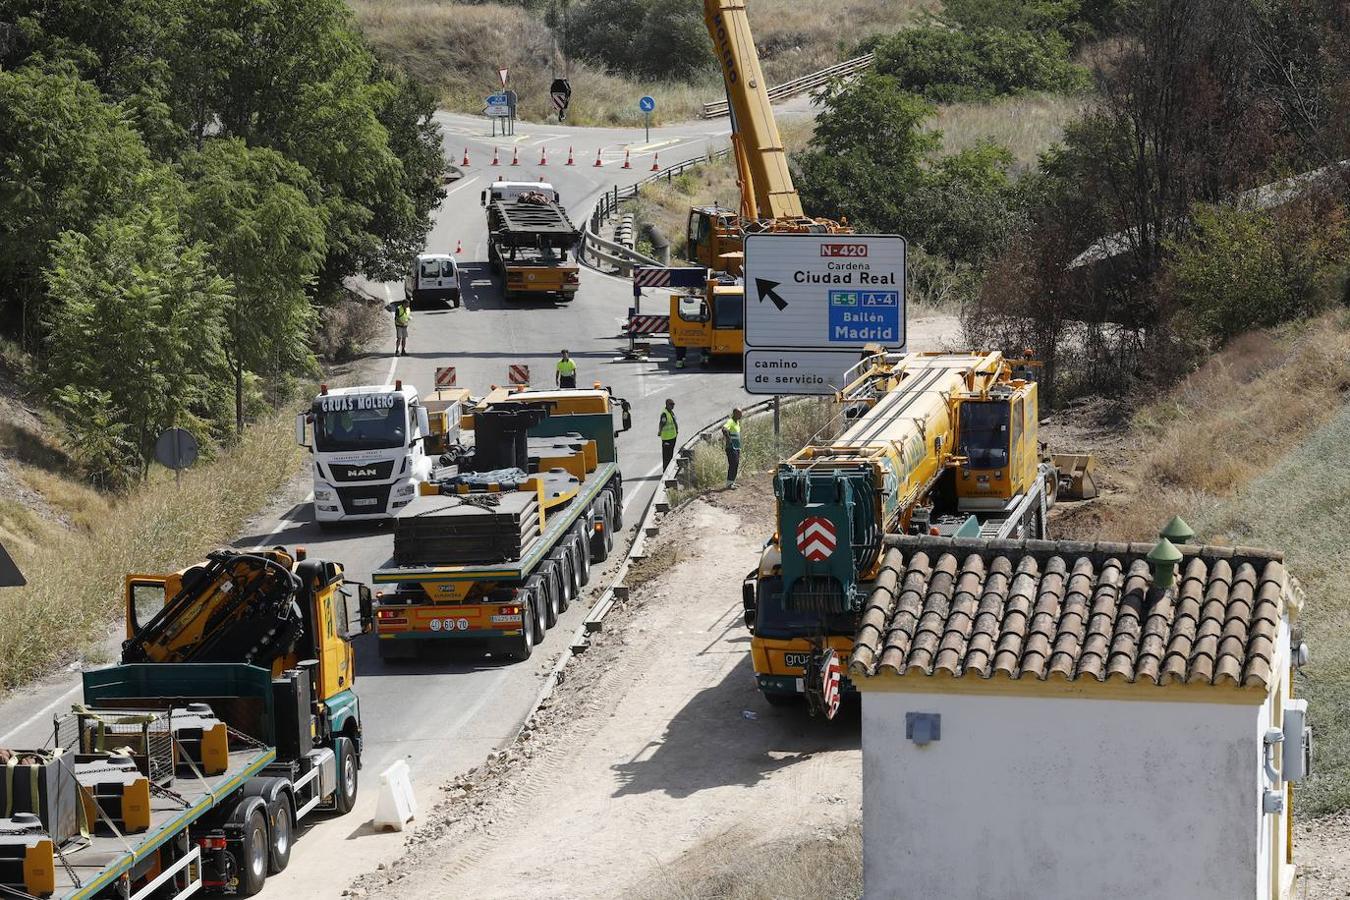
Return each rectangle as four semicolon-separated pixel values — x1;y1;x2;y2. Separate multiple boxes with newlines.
672;397;840;501
11;462;111;533
635;822;862;900
350;0;716;124
747;0;935;84
1056;316;1350;543
0;411;305;690
933;92;1085;172
349;0;934;123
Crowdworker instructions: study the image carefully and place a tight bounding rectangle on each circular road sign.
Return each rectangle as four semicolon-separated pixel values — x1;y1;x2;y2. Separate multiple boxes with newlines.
639;95;655;113
154;427;199;471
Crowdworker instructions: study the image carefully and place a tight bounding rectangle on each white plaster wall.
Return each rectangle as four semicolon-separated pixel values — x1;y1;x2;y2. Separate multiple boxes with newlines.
862;690;1261;900
1256;618;1294;900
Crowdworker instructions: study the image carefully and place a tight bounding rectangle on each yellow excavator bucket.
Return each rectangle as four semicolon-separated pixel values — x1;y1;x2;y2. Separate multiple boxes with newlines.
1052;452;1099;501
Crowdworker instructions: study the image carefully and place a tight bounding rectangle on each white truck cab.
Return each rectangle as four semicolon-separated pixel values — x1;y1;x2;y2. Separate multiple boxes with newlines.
405;253;460;308
480;180;561;207
296;381;457;525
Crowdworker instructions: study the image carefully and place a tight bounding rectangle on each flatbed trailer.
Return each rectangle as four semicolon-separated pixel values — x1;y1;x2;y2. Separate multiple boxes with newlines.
372;388;630;661
486;198;580;302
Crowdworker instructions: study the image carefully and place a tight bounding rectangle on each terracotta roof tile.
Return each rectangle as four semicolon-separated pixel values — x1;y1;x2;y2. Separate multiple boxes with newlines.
848;536;1289;693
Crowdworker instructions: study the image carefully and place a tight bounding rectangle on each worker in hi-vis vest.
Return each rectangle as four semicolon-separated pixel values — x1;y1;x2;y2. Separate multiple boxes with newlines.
385;298;411;356
721;407;743;488
556;349;577;388
658;398;678;471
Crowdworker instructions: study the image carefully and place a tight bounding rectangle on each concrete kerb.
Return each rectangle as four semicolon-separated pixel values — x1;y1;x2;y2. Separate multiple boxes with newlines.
511;397;776;741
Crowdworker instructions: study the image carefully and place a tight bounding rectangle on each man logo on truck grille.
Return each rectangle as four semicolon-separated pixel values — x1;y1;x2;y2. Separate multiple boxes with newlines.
795;517;837;562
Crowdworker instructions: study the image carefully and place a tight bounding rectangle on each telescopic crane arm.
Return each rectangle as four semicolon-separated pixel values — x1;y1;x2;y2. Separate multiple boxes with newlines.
703;0;806;223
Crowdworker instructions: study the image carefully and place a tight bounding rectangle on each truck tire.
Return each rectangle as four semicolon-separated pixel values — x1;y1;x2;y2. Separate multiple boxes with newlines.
609;482;624;531
238;807;269;896
560;552;577;612
267;796;292;874
589;501;610;564
503;591;535;661
573;528;591;586
333;736;358;815
542;564;561;629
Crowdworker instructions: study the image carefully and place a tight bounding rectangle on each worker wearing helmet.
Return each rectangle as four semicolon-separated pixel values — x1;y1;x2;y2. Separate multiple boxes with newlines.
721;408;742;489
658;399;678;471
556;349;577;389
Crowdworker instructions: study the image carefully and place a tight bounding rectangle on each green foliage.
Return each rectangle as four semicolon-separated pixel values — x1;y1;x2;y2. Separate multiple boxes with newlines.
796;75;1021;265
872;26;1089;103
43;208;233;468
0;65;155;333
942;0;1085;35
565;0;713;81
178;138;327;431
49;387;139;492
1163;202;1347;344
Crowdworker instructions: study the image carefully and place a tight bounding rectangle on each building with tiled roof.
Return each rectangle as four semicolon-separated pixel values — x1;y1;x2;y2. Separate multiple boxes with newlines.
851;531;1309;900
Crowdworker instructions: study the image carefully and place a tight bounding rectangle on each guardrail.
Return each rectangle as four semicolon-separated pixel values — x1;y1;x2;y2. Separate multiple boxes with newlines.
579;147;734;275
699;52;875;118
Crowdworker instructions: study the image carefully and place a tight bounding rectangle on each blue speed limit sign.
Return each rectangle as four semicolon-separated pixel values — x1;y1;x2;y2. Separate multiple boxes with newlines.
639;95;655;112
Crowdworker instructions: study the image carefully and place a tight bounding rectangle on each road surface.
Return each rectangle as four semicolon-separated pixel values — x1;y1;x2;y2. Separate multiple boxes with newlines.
0;111;756;897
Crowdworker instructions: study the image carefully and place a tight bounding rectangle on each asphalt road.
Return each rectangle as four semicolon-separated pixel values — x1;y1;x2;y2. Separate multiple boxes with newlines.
0;111;757;897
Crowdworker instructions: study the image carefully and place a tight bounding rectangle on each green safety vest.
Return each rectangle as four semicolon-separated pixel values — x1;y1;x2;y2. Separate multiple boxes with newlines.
659;409;678;441
723;418;741;451
395;305;411;327
557;358;577;377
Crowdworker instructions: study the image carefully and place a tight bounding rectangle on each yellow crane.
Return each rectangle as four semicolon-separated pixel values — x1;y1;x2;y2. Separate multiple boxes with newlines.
669;0;851;367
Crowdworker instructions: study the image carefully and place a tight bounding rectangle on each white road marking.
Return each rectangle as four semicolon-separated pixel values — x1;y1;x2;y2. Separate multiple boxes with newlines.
0;684;82;744
444;175;481;196
623;464;663;518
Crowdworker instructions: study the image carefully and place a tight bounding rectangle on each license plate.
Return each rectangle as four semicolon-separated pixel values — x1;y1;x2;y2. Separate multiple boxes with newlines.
352;498;378;507
491;614;523;624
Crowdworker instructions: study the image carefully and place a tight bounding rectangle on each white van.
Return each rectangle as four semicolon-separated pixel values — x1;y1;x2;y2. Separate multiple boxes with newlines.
405;253;460;308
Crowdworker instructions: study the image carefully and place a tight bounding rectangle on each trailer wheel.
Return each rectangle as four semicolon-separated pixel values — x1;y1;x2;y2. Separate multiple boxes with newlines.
589;501;610;564
238;807;269;896
610;482;624;531
267;796;292;874
503;593;535;661
333;736;359;815
542;565;561;629
573;528;591;586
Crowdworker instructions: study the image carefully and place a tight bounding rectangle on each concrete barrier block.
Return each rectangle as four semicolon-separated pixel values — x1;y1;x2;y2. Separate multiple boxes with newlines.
373;759;417;831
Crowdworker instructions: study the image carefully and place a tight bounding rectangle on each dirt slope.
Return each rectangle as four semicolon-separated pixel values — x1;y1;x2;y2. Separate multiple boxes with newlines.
349;478;862;899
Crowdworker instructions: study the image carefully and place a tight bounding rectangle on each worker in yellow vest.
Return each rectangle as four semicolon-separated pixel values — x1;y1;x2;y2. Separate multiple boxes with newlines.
385;298;411;356
658;398;678;471
720;407;743;488
556;349;578;388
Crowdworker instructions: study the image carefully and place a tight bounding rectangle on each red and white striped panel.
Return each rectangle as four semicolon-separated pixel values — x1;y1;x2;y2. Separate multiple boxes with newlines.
624;314;670;335
633;267;673;288
795;516;837;562
821;649;842;720
508;364;530;386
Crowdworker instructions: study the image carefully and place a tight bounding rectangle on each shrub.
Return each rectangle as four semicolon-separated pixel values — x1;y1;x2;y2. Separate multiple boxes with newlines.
873;26;1089;103
315;296;387;362
1162;197;1348;345
565;0;713;82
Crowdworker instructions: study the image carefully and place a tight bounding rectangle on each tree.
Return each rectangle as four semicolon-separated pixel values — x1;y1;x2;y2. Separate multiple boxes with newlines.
43;207;233;471
0;65;154;342
796;75;1021;265
565;0;712;81
179;139;327;434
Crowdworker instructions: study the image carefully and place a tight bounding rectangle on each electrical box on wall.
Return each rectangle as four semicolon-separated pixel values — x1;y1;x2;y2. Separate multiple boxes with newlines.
1283;699;1311;782
906;712;940;745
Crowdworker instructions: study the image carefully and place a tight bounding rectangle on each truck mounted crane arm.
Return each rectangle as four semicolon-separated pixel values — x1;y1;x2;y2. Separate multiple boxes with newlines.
703;0;804;222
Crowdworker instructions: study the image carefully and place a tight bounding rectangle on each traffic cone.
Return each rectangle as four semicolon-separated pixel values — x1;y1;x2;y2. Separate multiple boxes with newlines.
566;146;575;166
511;147;520;166
651;152;661;172
491;147;500;166
539;146;548;166
593;148;604;167
462;147;470;166
622;149;632;169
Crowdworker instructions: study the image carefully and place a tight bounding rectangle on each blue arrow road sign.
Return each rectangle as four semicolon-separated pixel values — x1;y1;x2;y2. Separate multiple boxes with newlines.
639;95;655;112
487;92;510;107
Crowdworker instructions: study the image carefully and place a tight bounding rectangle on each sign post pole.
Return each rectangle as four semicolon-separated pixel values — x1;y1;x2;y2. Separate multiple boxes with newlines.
639;96;655;143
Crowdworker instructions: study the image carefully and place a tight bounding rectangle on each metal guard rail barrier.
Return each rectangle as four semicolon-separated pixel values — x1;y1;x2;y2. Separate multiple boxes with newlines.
580;147;733;275
700;52;875;118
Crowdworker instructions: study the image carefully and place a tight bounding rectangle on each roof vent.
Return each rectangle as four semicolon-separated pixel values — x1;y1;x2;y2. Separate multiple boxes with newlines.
1159;515;1195;545
1146;538;1184;588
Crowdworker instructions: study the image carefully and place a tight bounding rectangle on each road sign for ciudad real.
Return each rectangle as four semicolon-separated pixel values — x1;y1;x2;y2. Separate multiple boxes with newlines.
744;233;907;350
